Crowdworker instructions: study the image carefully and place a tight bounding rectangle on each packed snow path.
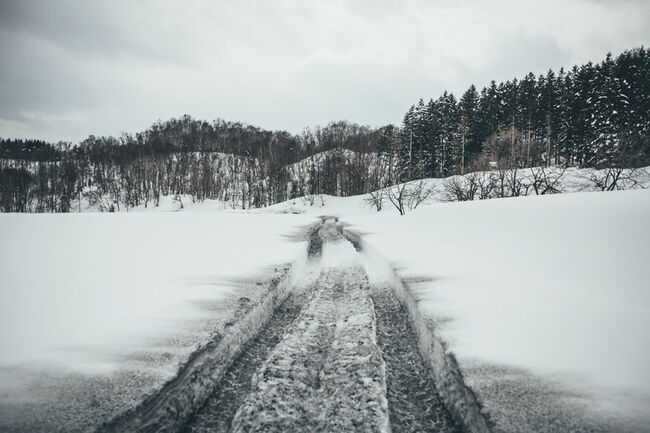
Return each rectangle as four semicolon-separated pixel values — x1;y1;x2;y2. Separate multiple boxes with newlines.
105;218;462;433
229;264;390;432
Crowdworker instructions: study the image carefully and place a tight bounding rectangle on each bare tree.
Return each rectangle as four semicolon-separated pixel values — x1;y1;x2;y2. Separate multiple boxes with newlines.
476;173;496;200
504;168;525;197
385;183;408;215
365;189;384;211
83;190;113;212
527;167;566;195
381;180;436;215
585;167;647;191
442;175;478;202
406;179;436;210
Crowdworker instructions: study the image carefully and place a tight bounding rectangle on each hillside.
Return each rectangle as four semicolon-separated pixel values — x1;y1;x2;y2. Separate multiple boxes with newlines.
2;47;649;214
64;164;649;214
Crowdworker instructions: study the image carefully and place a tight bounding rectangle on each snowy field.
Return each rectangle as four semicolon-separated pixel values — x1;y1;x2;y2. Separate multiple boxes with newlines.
0;211;312;430
0;168;649;431
262;174;650;431
347;189;650;388
348;189;650;431
0;212;312;371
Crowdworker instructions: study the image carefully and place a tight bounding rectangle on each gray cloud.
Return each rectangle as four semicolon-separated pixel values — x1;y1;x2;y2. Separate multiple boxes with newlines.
0;0;190;63
0;0;649;143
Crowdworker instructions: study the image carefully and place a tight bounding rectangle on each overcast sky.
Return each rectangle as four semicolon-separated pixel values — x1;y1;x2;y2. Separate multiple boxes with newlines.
1;0;649;143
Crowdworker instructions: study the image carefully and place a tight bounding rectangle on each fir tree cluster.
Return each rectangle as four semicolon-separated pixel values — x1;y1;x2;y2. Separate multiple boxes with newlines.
390;47;650;179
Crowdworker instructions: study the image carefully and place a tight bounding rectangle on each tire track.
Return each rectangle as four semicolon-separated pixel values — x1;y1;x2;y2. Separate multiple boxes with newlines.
230;265;390;433
372;286;461;433
98;218;469;433
96;272;295;433
182;292;306;433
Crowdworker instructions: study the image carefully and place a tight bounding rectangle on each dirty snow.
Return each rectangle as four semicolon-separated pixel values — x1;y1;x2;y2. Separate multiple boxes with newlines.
232;226;390;433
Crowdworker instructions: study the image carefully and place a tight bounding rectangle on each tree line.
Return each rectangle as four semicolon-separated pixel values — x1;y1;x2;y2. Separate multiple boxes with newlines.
387;47;650;183
1;47;648;212
0;121;384;212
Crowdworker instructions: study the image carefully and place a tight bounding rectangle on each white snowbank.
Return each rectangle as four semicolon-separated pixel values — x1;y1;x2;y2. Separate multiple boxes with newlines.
349;190;650;389
261;165;650;217
346;188;650;429
0;212;311;374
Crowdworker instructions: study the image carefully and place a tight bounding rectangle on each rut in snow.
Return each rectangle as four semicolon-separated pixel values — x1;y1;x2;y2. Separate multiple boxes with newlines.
372;285;461;433
230;265;390;433
183;218;461;432
182;292;307;433
101;217;468;433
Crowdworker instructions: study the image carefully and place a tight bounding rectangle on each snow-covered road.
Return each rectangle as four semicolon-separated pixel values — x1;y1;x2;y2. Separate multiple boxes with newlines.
230;265;390;433
97;218;467;433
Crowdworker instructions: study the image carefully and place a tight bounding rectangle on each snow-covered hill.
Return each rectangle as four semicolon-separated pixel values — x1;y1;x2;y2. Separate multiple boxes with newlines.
73;164;650;214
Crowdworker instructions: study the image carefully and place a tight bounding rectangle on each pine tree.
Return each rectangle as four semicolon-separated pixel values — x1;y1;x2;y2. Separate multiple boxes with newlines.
540;70;560;166
478;81;502;163
397;106;416;181
437;92;460;175
556;68;574;165
518;73;538;166
458;85;480;173
377;125;397;185
500;79;521;168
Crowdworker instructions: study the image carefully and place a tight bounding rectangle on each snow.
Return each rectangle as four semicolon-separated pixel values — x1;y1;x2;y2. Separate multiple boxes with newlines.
350;190;650;386
259;172;650;428
1;165;649;430
10;166;639;394
231;222;390;432
0;212;311;374
346;189;650;430
232;262;389;433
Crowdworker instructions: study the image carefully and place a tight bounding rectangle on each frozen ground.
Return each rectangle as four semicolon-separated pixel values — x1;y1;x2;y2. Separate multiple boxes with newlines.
231;246;391;432
0;167;648;432
346;190;650;432
261;180;650;431
93;218;464;432
182;219;462;433
0;212;311;431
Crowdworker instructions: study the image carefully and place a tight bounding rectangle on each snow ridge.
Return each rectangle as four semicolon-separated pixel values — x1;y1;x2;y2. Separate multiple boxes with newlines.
387;276;492;433
357;237;492;432
97;268;294;433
